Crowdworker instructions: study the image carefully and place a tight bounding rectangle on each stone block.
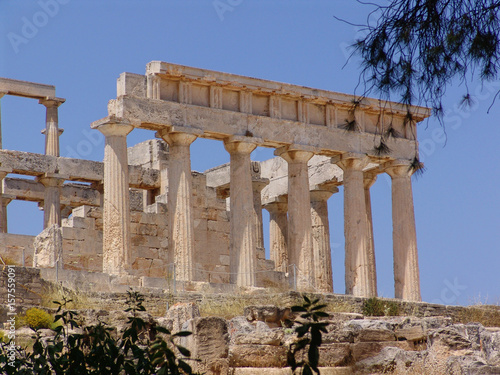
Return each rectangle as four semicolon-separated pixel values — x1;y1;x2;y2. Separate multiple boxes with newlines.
220;255;230;266
181;317;229;373
207;220;230;233
318;343;351;367
350;341;413;362
165;302;201;333
229;345;287;368
233;330;283;346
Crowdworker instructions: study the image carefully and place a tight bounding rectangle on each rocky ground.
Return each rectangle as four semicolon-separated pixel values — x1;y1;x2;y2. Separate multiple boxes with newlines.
12;303;500;374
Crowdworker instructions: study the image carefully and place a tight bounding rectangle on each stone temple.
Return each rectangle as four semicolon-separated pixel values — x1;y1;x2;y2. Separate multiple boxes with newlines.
0;61;430;301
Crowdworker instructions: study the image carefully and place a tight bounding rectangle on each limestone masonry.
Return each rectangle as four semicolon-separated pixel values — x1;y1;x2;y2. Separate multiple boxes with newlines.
0;62;431;300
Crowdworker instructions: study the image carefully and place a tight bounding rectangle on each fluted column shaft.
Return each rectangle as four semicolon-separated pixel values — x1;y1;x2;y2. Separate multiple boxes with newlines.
264;200;288;272
337;157;376;297
364;173;378;296
310;189;336;293
278;149;314;291
38;174;65;228
40;99;64;157
159;131;198;282
97;122;134;275
0;93;5;149
386;163;421;301
252;180;268;255
224;139;258;287
0;168;10;233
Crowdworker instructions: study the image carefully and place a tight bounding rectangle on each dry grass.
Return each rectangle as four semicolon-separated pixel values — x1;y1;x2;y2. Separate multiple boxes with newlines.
455;305;500;327
40;283;98;310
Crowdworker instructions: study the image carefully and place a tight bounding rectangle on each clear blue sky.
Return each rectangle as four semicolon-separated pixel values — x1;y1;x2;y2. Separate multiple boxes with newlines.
1;0;499;305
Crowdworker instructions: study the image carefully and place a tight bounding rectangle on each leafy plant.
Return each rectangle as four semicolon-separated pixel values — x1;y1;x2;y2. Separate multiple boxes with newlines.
0;290;200;374
286;295;330;375
23;308;54;330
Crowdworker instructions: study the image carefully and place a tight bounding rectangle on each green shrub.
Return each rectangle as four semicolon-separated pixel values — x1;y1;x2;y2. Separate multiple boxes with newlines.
24;308;54;330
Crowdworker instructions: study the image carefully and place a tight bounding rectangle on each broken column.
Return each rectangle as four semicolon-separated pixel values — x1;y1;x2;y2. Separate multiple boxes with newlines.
37;173;65;228
385;161;421;301
364;172;378;296
224;136;260;287
276;146;315;291
158;127;201;282
39;98;65;156
310;185;337;293
93;117;134;275
263;197;288;273
335;154;376;297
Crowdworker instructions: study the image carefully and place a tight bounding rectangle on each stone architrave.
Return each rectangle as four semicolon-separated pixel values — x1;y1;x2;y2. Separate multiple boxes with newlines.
158;127;201;282
37;173;66;229
95;118;134;275
263;197;288;272
276;146;315;291
364;172;378;296
310;187;338;293
385;161;421;301
39;98;65;157
335;154;376;297
224;137;260;287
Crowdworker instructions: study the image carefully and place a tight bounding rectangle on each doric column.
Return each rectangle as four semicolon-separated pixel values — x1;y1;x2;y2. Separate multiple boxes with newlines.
39;98;65;157
335;154;376;297
276;146;315;291
95;119;134;275
224;136;260;287
37;173;65;228
310;186;338;293
364;172;378;296
158;127;201;282
252;178;269;258
0;167;12;233
385;161;421;301
263;197;288;272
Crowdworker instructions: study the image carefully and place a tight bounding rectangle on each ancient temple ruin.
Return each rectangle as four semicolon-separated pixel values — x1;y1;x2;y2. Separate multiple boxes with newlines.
0;62;430;301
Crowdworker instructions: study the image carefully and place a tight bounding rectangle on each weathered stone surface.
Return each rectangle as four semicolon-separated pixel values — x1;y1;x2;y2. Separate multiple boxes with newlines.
165;302;200;333
244;305;291;326
33;224;62;268
350;341;413;362
354;346;424;374
482;328;500;366
181;317;229;374
318;343;351;367
233;330;283;346
345;319;396;342
229;344;287;368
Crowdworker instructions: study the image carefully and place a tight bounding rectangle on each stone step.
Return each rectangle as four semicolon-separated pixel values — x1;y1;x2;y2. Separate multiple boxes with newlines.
230;367;353;375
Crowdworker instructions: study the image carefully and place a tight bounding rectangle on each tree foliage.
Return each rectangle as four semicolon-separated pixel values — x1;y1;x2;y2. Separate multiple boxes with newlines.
286;295;330;375
350;0;500;118
0;290;200;375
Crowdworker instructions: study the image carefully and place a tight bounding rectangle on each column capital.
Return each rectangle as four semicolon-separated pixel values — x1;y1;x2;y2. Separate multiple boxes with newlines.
252;178;269;192
92;116;135;137
363;171;378;189
332;152;370;171
156;126;202;146
310;188;338;202
0;92;7;99
36;173;67;187
39;97;65;108
275;144;315;163
0;167;12;179
384;160;415;178
224;135;261;154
